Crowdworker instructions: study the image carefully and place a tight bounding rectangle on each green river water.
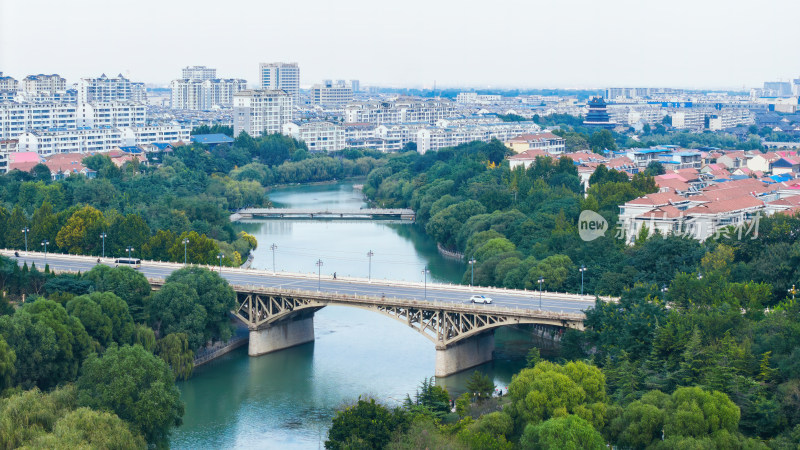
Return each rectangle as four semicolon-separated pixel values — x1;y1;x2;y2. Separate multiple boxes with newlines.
171;182;533;449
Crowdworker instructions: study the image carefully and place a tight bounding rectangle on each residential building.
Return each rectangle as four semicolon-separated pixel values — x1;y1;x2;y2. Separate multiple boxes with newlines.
259;62;300;100
0;139;18;173
78;102;146;128
182;66;217;81
311;80;353;108
21;74;66;95
0;73;18;93
344;99;458;125
671;111;704;130
233;89;293;138
282;121;345;152
505;132;564;154
0;103;79;140
416;122;540;154
170;78;247;110
18;127;124;154
78;74;146;103
119;125;191;146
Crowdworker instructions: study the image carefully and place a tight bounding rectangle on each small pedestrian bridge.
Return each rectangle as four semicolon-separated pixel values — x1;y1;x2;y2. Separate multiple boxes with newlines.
232;208;416;221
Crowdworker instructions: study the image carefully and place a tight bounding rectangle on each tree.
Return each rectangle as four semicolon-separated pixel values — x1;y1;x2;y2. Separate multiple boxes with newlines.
520;415;605;450
466;370;495;400
27;407;147;449
0;336;16;393
77;344;184;447
17;299;91;387
55;205;106;254
0;312;59;389
83;265;151;323
155;333;194;380
148;283;207;349
168;231;220;265
325;397;406;450
66;294;113;349
507;361;608;430
31;163;52;182
160;266;236;345
588;129;617;153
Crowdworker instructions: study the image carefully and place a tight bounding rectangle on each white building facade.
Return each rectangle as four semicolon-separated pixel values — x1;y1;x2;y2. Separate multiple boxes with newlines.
282;121;345;152
233;90;293;138
259;62;300;100
170;78;247;110
18;127;123;154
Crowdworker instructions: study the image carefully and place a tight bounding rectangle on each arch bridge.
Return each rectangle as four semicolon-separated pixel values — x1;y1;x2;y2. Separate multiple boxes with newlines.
231;286;584;376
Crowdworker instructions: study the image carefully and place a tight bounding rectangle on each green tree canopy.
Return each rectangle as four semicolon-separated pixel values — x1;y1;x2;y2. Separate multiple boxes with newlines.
76;344;184;447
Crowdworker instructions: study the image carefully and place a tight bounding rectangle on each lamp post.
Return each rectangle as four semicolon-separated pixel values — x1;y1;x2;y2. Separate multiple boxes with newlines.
217;253;224;273
579;265;587;296
315;259;324;291
270;243;277;274
469;258;476;287
182;238;189;265
367;250;374;282
21;227;29;252
422;266;430;300
99;232;107;258
126;246;134;259
538;277;544;309
41;240;49;261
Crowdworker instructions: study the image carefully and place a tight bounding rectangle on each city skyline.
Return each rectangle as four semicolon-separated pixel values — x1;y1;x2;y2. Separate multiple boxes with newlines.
1;0;798;90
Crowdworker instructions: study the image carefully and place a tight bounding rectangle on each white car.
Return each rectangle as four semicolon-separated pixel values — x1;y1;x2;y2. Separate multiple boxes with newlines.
469;295;493;304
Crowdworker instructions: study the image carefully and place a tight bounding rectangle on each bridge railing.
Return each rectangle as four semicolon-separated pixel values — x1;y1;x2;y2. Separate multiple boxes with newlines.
223;283;586;321
1;249;616;304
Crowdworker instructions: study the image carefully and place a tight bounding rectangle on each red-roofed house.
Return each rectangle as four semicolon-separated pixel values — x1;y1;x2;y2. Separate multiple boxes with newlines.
508;149;551;170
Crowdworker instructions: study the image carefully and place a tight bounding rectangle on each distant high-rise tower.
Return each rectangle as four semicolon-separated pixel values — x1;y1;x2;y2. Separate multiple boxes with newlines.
259;62;300;99
583;97;616;129
182;66;217;81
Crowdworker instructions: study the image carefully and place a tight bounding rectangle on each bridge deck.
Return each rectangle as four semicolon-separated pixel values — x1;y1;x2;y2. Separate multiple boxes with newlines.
234;208;416;220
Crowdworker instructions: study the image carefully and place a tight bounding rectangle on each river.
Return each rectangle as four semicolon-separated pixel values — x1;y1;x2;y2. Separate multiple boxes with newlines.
171;182;532;449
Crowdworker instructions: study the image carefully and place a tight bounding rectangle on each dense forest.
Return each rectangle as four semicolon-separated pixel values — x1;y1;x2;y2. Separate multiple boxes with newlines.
0;260;237;447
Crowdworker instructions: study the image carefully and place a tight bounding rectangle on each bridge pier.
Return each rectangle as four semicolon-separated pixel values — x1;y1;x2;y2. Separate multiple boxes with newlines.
435;331;495;377
249;313;315;356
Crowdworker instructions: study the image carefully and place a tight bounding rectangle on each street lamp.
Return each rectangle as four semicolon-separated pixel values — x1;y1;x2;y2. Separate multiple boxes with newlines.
538;277;544;309
182;238;189;265
315;259;324;291
217;253;224;273
126;246;134;259
270;243;278;274
579;265;587;296
41;240;49;261
99;232;107;258
367;250;374;282
422;266;430;300
469;258;476;287
21;227;29;252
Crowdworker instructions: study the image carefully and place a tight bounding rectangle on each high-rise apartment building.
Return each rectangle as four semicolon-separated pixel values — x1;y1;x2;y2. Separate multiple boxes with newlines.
259;63;300;100
21;74;66;95
0;73;18;93
182;66;217;81
310;80;353;108
233;89;293;137
170;78;247;110
78;74;146;103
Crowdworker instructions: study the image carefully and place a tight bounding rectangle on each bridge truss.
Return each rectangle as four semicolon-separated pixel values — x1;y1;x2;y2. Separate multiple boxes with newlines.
233;287;584;348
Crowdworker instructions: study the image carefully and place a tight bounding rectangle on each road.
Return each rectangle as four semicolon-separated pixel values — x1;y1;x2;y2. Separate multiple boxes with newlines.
3;251;597;315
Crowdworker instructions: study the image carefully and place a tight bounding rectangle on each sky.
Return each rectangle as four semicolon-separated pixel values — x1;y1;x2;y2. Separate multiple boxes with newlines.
1;0;798;90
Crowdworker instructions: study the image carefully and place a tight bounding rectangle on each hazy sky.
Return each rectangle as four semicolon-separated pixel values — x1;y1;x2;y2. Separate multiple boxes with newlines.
1;0;798;90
